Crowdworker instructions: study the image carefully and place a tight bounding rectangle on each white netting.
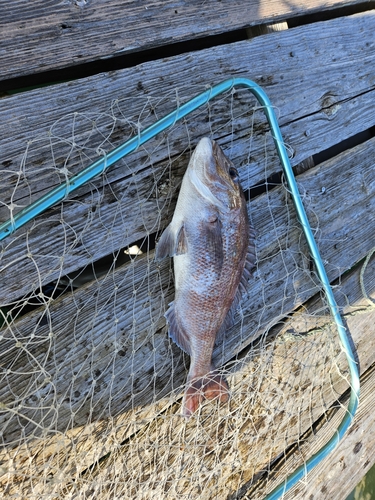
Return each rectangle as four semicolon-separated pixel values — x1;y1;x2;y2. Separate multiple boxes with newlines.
0;84;366;499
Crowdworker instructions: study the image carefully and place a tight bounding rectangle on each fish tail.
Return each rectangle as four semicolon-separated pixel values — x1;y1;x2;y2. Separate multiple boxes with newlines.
182;371;230;418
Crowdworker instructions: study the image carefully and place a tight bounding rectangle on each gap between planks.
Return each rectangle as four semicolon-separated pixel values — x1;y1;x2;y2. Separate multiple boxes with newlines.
0;1;370;81
5;252;372;499
0;143;374;496
2;13;375;303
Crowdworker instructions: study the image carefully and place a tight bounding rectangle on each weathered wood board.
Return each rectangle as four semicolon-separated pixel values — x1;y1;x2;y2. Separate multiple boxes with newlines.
1;12;375;302
0;0;368;81
249;338;375;499
1;240;372;498
1;2;375;499
299;363;375;500
0;134;374;497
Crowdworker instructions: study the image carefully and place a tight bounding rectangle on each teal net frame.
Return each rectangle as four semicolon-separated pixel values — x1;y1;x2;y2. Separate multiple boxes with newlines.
0;77;360;498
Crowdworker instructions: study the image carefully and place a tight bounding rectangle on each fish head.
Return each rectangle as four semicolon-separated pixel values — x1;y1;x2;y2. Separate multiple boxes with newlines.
188;137;244;212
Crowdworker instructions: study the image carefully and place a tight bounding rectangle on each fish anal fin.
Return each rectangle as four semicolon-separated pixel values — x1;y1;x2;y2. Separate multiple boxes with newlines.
165;302;191;355
155;223;188;260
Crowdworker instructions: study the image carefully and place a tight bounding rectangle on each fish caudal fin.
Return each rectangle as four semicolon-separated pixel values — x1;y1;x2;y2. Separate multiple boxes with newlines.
182;371;230;418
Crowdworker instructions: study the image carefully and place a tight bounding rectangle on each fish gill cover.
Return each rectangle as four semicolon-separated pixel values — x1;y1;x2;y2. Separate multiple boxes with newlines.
0;84;367;499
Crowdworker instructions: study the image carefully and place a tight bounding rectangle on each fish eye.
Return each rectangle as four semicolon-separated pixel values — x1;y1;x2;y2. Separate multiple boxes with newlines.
208;214;218;223
229;167;238;180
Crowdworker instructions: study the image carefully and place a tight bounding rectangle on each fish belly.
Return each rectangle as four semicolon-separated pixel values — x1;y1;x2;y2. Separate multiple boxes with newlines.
173;253;236;417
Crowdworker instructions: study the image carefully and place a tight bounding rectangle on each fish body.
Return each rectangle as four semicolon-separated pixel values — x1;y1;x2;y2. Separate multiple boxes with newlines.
156;138;255;417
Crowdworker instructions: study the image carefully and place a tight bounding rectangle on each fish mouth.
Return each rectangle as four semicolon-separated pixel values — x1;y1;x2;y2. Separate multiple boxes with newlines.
188;138;239;211
192;138;236;186
192;137;215;164
189;138;226;211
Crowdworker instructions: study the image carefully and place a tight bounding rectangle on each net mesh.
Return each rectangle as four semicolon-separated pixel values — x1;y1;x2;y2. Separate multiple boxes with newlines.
0;85;367;499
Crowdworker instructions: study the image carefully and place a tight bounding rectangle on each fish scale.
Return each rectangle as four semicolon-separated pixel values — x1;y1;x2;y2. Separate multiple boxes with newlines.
156;137;255;417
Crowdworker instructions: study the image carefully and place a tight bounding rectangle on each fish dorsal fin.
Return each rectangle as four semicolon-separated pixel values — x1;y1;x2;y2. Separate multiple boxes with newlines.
236;231;257;304
155;223;188;260
165;302;191;355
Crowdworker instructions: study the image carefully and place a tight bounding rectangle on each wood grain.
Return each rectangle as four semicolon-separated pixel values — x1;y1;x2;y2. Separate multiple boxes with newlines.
1;12;375;303
0;136;374;496
248;355;375;499
0;0;366;80
1;6;375;499
3;250;371;499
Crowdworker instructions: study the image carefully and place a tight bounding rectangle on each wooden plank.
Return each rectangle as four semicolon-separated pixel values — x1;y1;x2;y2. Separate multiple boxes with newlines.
0;131;374;434
0;137;374;495
3;9;375;202
87;266;375;500
295;365;375;500
2;12;375;302
247;360;375;499
0;0;366;81
3;251;371;498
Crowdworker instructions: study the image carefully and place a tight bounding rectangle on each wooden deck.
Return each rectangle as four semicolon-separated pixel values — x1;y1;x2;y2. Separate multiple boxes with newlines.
0;1;375;499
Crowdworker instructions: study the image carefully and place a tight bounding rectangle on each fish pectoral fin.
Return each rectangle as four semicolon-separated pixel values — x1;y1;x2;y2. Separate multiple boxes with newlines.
205;218;223;273
155;224;187;260
175;224;188;255
165;302;191;355
155;224;174;260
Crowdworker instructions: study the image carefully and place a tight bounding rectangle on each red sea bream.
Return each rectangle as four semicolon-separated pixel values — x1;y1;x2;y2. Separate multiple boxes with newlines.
156;137;256;417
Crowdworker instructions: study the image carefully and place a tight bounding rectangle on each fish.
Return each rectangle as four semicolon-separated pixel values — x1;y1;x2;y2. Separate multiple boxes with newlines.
155;137;256;417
